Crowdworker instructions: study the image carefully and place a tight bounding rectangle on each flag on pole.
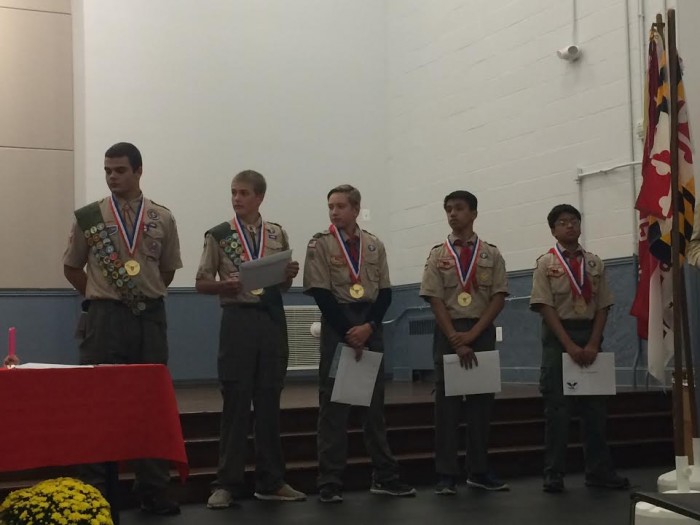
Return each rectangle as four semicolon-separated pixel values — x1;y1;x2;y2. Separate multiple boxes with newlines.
630;29;695;383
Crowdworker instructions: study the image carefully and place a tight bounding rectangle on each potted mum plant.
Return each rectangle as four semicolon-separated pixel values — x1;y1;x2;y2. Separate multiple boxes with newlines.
0;477;112;525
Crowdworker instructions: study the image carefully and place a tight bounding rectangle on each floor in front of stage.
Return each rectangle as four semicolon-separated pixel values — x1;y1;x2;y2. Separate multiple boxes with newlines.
120;466;664;525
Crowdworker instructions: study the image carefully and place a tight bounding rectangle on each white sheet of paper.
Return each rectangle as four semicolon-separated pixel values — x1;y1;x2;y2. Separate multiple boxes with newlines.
443;350;501;396
562;353;616;396
330;346;382;407
14;363;95;369
238;250;292;292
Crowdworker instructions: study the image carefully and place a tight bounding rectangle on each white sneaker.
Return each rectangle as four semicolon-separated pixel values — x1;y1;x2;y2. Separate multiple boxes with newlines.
207;488;234;509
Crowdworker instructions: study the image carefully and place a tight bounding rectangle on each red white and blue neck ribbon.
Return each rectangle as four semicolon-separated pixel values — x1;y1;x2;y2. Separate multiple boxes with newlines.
445;236;480;291
233;215;266;261
110;194;145;257
329;224;362;283
550;244;589;301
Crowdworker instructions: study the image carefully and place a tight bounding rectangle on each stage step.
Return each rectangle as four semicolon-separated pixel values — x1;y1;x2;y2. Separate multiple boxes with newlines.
0;387;673;507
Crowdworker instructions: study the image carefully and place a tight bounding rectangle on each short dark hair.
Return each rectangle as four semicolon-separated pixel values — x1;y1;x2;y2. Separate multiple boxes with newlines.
547;204;581;228
444;190;477;211
105;142;142;172
327;184;361;207
233;170;267;195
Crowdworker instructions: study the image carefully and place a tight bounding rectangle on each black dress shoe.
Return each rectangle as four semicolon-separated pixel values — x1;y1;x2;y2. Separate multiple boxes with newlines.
543;472;564;493
140;494;181;516
585;472;630;490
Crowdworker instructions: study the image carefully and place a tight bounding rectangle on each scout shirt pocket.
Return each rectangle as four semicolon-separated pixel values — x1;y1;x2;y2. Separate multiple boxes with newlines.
438;258;459;290
143;226;164;261
265;237;285;255
329;253;351;285
476;256;494;289
546;263;570;296
363;248;380;283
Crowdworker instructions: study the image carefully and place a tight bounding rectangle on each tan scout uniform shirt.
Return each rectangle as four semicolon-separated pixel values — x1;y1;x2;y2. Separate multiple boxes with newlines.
303;227;390;303
196;218;289;306
420;233;508;320
63;196;182;300
529;245;614;320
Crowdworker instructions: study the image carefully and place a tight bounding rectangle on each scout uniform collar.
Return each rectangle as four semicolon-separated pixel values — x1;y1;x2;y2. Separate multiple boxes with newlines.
447;232;477;246
550;243;591;311
233;214;265;262
445;232;480;307
329;224;364;299
109;194;145;276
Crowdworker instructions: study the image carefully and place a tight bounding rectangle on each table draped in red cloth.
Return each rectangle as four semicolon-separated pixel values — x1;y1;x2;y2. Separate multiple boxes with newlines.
0;364;188;480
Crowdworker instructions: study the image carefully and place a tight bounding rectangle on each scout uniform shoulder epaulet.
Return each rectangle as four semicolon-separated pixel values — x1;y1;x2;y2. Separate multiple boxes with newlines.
535;252;553;265
361;229;378;238
429;243;443;252
584;251;604;266
148;200;172;212
314;230;330;238
266;221;282;228
486;242;498;248
206;222;232;242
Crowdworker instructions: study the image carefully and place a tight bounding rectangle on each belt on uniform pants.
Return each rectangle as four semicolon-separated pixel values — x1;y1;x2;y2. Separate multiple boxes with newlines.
87;297;163;308
339;302;373;313
560;319;594;329
223;302;267;310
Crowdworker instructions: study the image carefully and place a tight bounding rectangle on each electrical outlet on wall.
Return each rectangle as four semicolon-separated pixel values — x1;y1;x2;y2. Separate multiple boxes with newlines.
496;326;503;342
361;208;371;221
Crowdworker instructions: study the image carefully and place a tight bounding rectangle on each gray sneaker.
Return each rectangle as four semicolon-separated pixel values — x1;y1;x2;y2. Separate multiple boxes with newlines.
207;488;234;509
254;483;307;502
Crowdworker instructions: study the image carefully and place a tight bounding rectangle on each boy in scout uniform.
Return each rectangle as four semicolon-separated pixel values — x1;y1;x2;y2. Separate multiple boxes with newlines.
530;204;630;493
62;142;182;516
420;190;509;495
303;184;416;503
196;170;306;508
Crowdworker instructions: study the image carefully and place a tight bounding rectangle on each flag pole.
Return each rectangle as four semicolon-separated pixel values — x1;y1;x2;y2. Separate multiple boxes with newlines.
681;272;699;440
667;8;687;459
667;5;700;451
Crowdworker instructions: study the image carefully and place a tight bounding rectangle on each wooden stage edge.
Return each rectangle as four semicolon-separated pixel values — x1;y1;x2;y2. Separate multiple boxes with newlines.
174;380;667;414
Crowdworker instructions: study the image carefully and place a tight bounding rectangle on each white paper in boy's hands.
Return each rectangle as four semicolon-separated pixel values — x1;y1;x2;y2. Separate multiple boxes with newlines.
238;250;292;292
330;345;382;406
442;350;501;396
562;353;616;396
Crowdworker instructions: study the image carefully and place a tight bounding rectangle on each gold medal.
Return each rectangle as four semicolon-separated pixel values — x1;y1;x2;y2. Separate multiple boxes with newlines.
458;292;472;307
350;283;365;299
574;299;587;314
124;260;141;276
251;288;265;296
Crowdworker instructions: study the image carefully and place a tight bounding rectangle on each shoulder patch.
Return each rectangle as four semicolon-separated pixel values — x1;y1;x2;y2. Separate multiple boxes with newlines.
430;243;443;252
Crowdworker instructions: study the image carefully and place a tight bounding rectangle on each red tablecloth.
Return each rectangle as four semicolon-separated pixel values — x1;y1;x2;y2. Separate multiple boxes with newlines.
0;364;188;480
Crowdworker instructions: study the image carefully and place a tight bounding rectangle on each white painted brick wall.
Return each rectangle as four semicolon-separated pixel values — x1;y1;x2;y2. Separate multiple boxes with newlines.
386;0;684;284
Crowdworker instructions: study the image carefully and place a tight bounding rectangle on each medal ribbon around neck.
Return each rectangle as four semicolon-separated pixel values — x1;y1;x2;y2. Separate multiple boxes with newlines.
233;215;266;261
445;236;480;292
109;195;145;257
329;224;362;284
550;245;589;301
